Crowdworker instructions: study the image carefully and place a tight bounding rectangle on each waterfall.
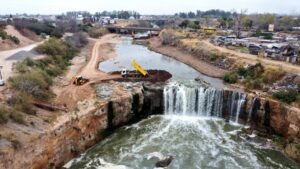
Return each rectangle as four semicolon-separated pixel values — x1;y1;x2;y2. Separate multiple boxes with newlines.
163;82;246;123
247;96;258;123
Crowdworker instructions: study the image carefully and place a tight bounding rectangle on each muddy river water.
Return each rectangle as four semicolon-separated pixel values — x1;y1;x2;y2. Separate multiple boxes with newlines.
65;37;300;169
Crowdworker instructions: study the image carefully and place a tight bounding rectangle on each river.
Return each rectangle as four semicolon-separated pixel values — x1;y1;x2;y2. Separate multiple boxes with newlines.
65;37;300;169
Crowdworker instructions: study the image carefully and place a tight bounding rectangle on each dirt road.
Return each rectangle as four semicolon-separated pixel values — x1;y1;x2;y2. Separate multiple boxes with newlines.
0;42;44;81
203;40;300;75
55;34;121;109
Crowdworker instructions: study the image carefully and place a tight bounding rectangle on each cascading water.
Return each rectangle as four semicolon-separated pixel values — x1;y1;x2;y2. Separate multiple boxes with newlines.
163;82;246;123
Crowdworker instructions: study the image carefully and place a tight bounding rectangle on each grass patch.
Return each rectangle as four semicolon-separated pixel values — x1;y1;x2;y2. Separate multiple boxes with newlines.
0;106;10;124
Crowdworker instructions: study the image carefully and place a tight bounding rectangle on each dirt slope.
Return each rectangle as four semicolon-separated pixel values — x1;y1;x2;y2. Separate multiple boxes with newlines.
202;40;300;75
0;25;37;51
148;37;227;78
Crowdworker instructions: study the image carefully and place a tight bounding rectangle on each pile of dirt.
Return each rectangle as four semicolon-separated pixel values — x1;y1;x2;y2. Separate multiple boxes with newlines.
5;25;35;45
109;70;172;83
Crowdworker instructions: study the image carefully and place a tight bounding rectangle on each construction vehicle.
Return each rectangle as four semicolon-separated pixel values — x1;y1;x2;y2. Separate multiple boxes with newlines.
71;76;89;86
0;66;4;86
121;59;148;78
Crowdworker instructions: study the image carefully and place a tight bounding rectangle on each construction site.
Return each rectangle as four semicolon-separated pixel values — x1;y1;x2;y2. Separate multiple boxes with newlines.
1;3;300;169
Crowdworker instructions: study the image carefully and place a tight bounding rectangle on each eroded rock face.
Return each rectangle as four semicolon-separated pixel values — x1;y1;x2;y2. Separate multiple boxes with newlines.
285;143;300;163
268;100;289;136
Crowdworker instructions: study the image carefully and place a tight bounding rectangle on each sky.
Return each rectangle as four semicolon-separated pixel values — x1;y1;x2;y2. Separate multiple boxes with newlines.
0;0;299;15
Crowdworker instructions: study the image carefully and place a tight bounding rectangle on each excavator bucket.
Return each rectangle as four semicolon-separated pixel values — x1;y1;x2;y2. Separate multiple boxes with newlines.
132;59;148;76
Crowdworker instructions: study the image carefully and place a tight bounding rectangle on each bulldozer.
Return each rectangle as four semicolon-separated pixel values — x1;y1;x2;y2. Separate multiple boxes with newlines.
121;59;148;78
72;76;89;86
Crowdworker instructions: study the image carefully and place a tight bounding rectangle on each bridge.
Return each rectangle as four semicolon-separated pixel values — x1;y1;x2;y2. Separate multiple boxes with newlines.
105;26;161;34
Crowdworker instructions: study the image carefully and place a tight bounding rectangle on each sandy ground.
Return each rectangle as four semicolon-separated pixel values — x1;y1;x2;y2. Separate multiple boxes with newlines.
147;37;228;78
54;34;121;109
203;40;300;75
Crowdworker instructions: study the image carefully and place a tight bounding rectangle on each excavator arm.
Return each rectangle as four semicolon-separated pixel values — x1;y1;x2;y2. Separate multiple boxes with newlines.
132;59;148;76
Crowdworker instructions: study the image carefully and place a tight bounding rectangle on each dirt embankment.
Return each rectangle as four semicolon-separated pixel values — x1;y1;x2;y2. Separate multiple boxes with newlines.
202;40;300;76
145;37;228;78
0;25;40;51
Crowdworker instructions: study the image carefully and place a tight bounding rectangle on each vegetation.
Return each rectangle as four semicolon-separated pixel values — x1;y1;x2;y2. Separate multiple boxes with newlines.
223;72;238;84
4;35;86;124
94;10;141;19
0;106;10;124
0;27;20;44
273;89;298;104
14;18;55;35
86;27;108;38
65;32;88;48
159;29;181;46
224;63;285;90
179;20;201;29
0;105;25;125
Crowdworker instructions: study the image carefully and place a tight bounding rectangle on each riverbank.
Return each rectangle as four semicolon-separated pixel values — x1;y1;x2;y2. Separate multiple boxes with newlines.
139;37;228;78
1;34;300;169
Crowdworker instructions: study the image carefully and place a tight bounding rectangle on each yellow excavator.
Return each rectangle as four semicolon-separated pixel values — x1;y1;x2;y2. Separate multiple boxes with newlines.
72;76;89;86
121;59;148;78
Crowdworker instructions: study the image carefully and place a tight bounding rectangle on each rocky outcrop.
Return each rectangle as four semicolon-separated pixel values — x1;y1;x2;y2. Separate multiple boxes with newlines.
0;83;147;169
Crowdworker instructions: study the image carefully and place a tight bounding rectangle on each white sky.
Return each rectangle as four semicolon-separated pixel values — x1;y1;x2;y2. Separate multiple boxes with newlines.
0;0;299;15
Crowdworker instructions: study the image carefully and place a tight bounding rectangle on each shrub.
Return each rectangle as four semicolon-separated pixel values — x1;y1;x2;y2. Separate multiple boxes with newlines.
159;30;180;46
9;35;20;44
87;27;108;38
35;38;72;57
262;68;285;84
7;93;36;115
51;30;63;38
223;72;238;83
65;32;88;48
273;89;298;103
0;106;10;124
10;110;25;124
244;77;264;89
9;70;53;100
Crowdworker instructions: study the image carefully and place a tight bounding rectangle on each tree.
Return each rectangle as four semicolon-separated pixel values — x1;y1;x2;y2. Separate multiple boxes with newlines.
179;20;189;28
233;9;248;38
188;12;196;18
242;16;253;30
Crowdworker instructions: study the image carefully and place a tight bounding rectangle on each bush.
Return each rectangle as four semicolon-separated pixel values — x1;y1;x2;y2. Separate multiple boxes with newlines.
9;35;20;44
7;93;36;115
0;106;10;124
262;68;285;83
35;38;74;57
51;30;63;38
10;110;25;124
65;32;88;48
87;27;108;38
9;70;53;100
159;30;180;46
223;72;238;83
273;89;298;103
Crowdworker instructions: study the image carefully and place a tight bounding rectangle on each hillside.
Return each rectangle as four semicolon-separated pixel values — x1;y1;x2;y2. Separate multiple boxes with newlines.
0;25;39;51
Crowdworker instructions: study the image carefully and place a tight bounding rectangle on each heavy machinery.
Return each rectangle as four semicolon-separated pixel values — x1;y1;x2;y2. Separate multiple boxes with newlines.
121;59;148;78
0;66;4;86
71;76;89;86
